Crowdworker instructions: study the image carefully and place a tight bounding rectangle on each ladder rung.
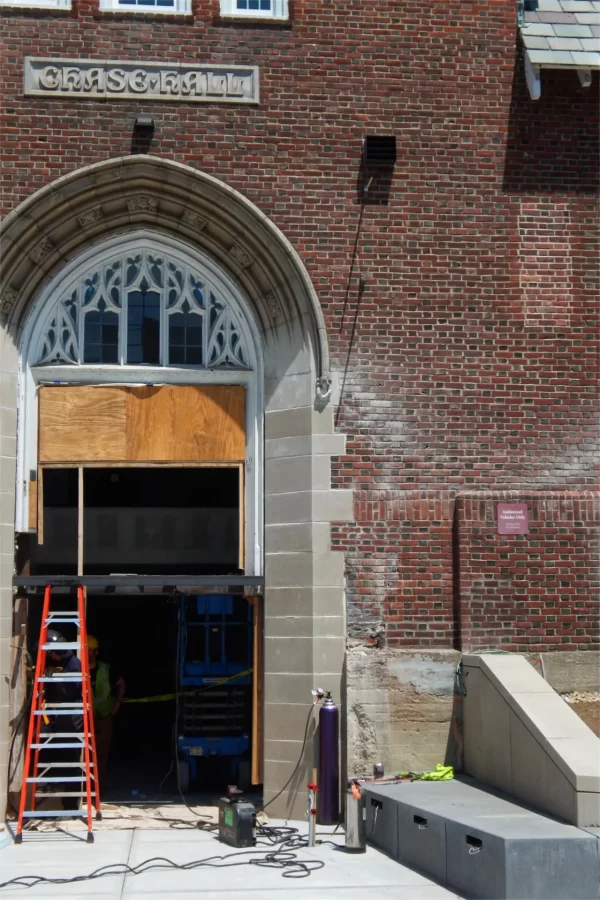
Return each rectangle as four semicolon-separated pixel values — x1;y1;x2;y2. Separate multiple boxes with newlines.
36;762;93;769
38;676;83;682
45;616;80;622
41;642;80;650
22;811;89;818
38;732;86;738
46;610;80;615
34;709;84;716
31;743;90;749
43;702;84;708
35;792;96;797
28;776;87;783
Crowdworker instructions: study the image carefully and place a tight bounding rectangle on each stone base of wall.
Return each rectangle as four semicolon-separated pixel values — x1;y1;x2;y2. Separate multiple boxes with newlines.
346;646;600;778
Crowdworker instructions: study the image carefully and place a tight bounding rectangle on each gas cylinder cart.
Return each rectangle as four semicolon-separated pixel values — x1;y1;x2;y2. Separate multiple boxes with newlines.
176;595;253;792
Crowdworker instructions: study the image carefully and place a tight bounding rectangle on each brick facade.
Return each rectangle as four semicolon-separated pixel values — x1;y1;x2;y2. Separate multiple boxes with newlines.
1;0;599;650
457;492;600;652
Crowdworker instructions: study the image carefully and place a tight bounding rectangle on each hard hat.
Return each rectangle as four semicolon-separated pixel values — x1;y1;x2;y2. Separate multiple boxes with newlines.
46;629;66;644
87;635;99;651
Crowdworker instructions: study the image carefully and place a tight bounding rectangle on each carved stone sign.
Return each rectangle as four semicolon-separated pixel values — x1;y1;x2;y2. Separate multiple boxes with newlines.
497;503;529;535
24;58;259;104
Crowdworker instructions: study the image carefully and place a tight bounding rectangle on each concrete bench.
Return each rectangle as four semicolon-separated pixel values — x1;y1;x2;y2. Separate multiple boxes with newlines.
363;778;600;900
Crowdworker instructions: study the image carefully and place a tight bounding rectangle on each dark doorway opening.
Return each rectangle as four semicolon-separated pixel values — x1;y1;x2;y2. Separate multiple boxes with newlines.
26;590;256;805
86;591;179;801
30;466;241;577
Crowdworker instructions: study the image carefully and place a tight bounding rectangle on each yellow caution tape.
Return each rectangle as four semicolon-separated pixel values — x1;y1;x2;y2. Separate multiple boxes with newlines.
122;668;253;704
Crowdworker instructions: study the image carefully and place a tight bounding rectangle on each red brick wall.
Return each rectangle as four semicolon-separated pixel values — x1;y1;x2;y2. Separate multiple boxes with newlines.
1;0;598;648
456;492;600;652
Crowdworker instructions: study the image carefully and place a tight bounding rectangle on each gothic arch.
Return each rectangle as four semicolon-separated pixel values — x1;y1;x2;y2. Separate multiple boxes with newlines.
0;158;352;819
0;155;330;389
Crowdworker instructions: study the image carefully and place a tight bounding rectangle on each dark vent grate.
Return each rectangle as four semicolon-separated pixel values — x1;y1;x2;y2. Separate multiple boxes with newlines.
363;135;397;166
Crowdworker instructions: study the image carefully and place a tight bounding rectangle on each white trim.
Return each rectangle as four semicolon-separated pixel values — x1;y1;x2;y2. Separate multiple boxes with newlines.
98;0;190;13
17;231;264;578
220;0;288;19
0;0;70;7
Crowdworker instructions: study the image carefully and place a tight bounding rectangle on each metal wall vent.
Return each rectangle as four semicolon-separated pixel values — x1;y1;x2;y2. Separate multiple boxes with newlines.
363;135;397;166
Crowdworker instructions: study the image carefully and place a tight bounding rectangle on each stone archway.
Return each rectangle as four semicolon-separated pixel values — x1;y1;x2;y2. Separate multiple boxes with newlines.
0;157;352;818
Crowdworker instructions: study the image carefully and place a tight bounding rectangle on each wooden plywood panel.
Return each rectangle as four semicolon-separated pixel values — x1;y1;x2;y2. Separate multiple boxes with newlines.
39;386;127;462
38;385;245;464
251;595;264;786
126;385;245;462
28;479;38;531
124;386;175;461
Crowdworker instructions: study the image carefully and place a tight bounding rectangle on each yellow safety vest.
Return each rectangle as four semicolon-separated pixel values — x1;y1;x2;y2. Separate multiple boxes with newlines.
92;661;113;718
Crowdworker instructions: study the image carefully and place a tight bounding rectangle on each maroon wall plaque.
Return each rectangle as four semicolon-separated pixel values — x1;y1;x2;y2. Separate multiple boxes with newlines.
497;503;529;535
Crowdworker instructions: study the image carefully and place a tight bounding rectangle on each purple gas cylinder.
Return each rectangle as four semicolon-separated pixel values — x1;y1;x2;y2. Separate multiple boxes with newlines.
317;691;339;825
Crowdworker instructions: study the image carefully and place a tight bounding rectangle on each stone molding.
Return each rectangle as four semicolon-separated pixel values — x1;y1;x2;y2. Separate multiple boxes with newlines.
30;237;54;263
0;156;329;379
0;286;19;319
181;209;207;231
78;207;104;228
265;291;282;319
229;243;253;269
127;195;158;213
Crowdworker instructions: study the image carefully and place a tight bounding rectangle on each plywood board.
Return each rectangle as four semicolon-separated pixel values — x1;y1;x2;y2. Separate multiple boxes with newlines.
28;480;38;531
124;386;176;461
37;468;44;545
174;385;245;461
251;594;264;786
125;385;246;461
39;387;127;462
39;385;245;463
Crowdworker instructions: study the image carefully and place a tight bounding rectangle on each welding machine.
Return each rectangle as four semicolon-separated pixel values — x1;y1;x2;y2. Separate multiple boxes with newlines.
218;796;256;848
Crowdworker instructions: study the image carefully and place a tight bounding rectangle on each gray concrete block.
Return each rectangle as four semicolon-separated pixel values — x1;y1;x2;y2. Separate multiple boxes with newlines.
265;521;331;554
446;816;600;900
265;432;347;460
265;405;334;440
363;783;401;860
397;801;446;885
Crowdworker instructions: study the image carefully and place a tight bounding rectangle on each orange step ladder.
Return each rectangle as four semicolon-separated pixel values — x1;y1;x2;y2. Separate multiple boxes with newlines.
16;585;101;843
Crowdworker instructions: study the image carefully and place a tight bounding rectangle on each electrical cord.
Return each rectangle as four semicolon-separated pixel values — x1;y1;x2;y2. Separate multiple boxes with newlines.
257;702;315;815
0;819;339;890
0;844;326;890
7;681;33;813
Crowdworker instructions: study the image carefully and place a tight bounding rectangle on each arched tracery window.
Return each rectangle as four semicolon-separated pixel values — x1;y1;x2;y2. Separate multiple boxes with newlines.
18;233;263;572
35;248;250;369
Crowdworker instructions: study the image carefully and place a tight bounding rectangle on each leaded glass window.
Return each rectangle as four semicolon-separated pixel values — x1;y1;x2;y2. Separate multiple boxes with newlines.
34;248;250;370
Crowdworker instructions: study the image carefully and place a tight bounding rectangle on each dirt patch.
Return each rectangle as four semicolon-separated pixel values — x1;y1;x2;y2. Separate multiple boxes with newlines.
563;692;600;737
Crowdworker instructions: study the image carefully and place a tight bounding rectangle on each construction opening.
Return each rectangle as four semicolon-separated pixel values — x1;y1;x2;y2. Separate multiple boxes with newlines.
18;384;264;801
12;233;268;803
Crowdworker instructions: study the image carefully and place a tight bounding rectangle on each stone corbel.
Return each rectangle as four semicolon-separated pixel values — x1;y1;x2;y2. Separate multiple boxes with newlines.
578;69;592;89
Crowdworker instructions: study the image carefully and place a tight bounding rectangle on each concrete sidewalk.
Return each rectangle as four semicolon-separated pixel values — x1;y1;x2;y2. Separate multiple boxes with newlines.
0;820;463;900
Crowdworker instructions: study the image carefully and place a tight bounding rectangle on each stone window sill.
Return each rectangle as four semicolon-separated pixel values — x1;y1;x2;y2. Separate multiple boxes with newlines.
96;8;193;18
219;13;289;25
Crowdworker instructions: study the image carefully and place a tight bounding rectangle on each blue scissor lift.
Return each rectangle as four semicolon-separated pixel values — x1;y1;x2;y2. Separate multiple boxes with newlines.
177;594;253;791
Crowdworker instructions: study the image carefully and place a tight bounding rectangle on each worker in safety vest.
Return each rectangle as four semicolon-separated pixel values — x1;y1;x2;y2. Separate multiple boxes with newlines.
86;635;126;782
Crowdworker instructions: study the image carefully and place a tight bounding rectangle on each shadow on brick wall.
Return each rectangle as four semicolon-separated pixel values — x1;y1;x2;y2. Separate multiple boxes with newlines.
502;48;599;194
